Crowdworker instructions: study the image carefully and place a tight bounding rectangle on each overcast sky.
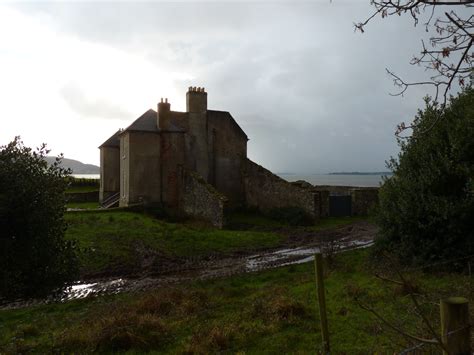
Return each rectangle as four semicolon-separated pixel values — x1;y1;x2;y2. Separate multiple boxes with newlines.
0;1;444;173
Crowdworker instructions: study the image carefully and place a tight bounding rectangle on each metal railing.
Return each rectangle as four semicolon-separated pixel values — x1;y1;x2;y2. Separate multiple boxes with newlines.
101;192;120;209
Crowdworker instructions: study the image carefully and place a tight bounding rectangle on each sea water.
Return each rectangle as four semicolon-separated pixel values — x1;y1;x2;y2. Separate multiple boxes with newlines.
279;174;390;187
72;173;389;187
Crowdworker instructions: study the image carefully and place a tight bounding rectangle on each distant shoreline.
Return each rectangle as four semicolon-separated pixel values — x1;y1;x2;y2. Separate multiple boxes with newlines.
327;172;393;176
277;172;392;176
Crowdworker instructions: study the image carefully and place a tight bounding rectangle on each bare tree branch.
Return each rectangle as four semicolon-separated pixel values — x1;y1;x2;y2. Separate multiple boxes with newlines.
356;300;439;345
356;0;474;136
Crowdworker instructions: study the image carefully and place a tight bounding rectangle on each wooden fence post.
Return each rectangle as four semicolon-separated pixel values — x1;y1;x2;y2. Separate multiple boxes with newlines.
440;297;470;355
315;253;330;354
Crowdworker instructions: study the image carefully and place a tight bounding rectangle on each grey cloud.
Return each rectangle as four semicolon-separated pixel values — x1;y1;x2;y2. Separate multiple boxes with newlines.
10;2;449;172
60;83;131;120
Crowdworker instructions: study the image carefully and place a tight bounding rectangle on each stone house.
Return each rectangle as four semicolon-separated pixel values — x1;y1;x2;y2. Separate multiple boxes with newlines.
99;87;331;227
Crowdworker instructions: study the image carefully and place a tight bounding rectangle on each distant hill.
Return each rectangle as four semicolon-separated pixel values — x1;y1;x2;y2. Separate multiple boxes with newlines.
44;156;99;174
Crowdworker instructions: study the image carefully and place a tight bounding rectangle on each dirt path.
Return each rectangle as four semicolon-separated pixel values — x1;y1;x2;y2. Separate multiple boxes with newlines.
1;221;377;309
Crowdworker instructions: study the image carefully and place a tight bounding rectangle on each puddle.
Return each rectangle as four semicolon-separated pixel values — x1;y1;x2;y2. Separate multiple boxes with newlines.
245;239;373;271
63;278;125;300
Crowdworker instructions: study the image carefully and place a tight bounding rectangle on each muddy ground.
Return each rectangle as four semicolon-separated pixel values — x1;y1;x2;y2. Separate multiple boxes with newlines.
68;221;377;299
1;220;377;309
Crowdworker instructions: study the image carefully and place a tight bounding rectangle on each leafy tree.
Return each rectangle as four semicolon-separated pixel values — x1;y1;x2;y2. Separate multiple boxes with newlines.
0;137;78;300
375;87;473;266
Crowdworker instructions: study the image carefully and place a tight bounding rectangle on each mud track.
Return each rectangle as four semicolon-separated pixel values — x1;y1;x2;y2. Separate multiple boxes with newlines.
1;221;377;309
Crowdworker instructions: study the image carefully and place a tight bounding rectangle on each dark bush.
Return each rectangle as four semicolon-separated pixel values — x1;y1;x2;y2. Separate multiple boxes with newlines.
268;206;313;226
375;88;474;267
0;137;78;300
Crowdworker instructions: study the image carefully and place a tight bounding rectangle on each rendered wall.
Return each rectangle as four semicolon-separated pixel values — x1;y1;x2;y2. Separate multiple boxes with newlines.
119;133;130;206
99;146;120;202
242;159;318;219
208;117;247;208
182;170;227;228
161;132;185;209
186;90;209;182
121;132;161;206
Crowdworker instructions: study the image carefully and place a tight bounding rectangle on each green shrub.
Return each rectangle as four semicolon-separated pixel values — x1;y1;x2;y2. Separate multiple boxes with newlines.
375;88;474;267
0;137;78;300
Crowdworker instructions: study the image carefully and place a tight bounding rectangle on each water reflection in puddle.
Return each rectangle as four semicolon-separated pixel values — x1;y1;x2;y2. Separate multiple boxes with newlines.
63;279;125;300
245;239;373;271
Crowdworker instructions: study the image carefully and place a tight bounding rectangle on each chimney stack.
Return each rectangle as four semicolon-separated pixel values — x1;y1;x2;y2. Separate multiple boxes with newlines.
158;97;170;113
157;97;171;129
186;86;207;113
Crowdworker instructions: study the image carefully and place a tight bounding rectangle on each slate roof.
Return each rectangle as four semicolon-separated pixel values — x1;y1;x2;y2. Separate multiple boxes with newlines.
123;109;159;133
207;110;248;140
121;109;186;134
100;108;247;148
99;129;121;148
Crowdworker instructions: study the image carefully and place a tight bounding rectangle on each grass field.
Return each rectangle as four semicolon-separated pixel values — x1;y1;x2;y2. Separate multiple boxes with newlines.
66;202;100;209
0;248;470;353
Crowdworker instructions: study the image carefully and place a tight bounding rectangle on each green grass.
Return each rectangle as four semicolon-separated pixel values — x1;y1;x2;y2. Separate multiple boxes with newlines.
1;248;470;353
65;211;284;276
66;186;99;193
66;202;100;210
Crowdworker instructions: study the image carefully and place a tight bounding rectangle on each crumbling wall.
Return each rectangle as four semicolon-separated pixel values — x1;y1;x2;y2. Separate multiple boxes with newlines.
242;159;318;219
182;170;227;228
316;190;330;218
350;188;379;216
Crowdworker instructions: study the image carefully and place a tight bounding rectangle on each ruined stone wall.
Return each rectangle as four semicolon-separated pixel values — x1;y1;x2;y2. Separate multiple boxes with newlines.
350;188;379;216
242;159;318;219
208;115;247;208
121;132;161;206
99;146;120;202
316;190;330;218
182;170;227;228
